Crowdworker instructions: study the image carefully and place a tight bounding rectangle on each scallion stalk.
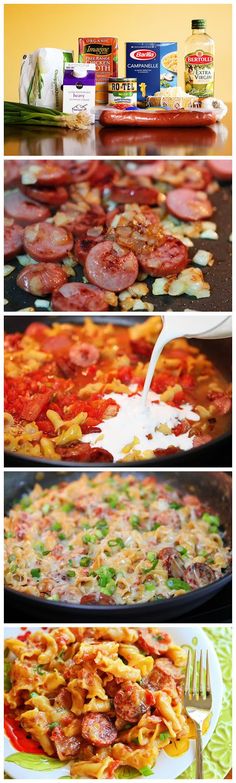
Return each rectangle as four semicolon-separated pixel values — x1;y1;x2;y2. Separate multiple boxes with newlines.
4;101;91;130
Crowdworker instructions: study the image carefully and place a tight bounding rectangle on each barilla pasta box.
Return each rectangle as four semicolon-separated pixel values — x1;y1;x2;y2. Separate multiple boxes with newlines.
78;38;118;81
63;63;96;121
126;43;177;105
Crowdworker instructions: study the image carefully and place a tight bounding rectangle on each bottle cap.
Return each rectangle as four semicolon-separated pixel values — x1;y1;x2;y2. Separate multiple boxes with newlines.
191;19;206;29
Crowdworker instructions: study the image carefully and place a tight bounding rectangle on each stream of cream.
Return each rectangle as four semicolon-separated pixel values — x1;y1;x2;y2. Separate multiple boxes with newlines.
82;315;231;461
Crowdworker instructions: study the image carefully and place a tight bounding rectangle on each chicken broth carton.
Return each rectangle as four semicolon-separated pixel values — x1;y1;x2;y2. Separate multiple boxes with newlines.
63;63;95;120
126;42;177;106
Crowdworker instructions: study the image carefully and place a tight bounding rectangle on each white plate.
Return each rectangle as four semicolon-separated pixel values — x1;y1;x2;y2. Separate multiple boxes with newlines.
4;625;223;780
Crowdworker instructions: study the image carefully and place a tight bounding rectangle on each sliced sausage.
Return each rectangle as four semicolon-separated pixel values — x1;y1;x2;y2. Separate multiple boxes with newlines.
23;223;74;262
20;184;69;207
51;726;80;761
207;160;232;181
114;683;155;723
72;207;106;238
138;629;171;656
57;443;113;463
207;390;232;415
69;161;99;184
4;161;22;189
81;713;117;747
22;163;72;186
181;162;212;190
143;666;179;699
110;185;159;205
80;592;115;605
158;547;185;578
138;236;188;277
166;188;214;222
85;240;138;292
4;221;24;261
16;263;68;296
69;342;100;367
5;191;50;226
154;657;184;681
185;562;215;588
51;282;109;312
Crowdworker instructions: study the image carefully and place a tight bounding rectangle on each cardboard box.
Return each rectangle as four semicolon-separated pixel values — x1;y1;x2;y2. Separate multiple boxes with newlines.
126;42;177;104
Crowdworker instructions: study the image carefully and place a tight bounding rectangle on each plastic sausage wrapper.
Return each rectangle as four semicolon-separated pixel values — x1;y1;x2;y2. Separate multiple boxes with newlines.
100;108;216;127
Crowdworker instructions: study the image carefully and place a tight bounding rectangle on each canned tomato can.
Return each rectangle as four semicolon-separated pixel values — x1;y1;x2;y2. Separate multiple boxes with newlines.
108;77;137;107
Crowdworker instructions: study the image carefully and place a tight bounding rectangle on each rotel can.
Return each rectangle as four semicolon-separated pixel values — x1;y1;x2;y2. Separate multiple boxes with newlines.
108;77;137;107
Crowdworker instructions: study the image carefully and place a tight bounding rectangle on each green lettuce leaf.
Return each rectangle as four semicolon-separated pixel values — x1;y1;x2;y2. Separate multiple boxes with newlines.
5;752;65;771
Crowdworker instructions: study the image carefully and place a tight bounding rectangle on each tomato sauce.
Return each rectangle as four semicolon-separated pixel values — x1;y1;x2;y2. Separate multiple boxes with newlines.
4;710;42;754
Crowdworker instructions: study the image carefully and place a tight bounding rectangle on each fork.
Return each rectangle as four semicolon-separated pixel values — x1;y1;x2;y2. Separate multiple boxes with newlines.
184;649;212;779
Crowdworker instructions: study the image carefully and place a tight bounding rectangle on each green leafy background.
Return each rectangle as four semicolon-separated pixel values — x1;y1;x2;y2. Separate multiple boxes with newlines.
179;626;232;779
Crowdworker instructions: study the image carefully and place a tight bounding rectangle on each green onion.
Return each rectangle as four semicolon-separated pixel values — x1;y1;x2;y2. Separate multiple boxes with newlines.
106;494;119;508
142;553;158;573
151;522;160;530
140;767;153;776
4;101;91;130
144;581;156;591
83;533;97;544
29;691;38;698
159;731;170;741
166;578;191;592
130;515;141;529
4;661;12;692
108;538;125;549
4;531;13;539
96;566;116;588
51;522;62;532
176;546;188;556
101;581;116;596
80;556;91;567
66;570;76;578
61;503;75;512
19;495;31;509
48;721;59;730
169;501;182;509
31;568;41;579
36;665;45;675
58;533;67;541
42;503;51;515
202;513;220;528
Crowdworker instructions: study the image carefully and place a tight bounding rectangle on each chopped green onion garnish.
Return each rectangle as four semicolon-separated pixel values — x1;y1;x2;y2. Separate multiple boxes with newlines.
61;503;75;512
169;502;182;509
20;495;31;509
130;515;141;529
31;568;41;579
48;721;59;730
51;522;62;532
166;578;191;592
80;556;92;567
66;570;76;578
106;494;119;508
144;582;156;591
58;533;67;541
108;538;125;549
159;731;170;741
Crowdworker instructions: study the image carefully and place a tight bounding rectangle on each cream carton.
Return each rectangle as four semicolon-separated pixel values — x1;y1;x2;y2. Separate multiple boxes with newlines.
63;63;96;120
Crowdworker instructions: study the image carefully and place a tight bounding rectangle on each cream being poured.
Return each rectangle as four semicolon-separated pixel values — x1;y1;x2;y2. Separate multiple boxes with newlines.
83;315;231;461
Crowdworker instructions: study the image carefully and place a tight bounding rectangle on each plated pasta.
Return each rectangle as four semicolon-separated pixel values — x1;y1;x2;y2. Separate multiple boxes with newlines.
4;626;191;778
4;473;231;605
4;317;232;463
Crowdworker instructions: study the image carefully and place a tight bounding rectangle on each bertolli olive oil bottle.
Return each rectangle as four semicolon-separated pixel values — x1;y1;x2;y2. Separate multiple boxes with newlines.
184;19;215;97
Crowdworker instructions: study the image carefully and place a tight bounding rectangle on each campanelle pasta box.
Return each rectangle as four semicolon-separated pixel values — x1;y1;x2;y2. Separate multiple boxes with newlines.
63;63;95;120
126;42;177;105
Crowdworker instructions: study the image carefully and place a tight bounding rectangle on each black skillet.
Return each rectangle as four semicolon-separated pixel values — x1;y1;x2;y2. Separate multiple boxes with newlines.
4;315;232;468
4;174;232;313
4;471;232;622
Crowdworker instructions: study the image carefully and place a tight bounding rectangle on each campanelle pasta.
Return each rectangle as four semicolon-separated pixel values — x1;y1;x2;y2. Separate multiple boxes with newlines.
5;627;192;778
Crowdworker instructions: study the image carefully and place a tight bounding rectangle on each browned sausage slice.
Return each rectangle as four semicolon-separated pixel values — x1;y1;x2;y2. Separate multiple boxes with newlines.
114;683;155;723
51;282;109;312
110;185;159;205
139;236;188;277
16;263;68;296
4;221;24;261
166;188;214;221
81;713;117;746
85;240;138;292
207;160;232;181
23;223;74;262
185;562;215;588
138;629;171;656
20;184;69;207
5;191;50;226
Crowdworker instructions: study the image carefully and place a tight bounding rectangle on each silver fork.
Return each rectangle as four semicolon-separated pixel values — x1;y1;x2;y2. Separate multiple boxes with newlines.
184;649;212;779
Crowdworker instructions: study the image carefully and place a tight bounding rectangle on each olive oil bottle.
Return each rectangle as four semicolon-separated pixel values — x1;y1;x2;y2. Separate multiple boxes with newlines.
184;19;215;97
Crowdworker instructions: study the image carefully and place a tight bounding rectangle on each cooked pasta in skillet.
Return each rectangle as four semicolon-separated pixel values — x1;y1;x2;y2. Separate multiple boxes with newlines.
4;473;231;605
4;317;231;463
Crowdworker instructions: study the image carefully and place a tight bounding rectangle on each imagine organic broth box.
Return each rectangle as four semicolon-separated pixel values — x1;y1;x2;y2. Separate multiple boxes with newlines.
126;42;177;104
